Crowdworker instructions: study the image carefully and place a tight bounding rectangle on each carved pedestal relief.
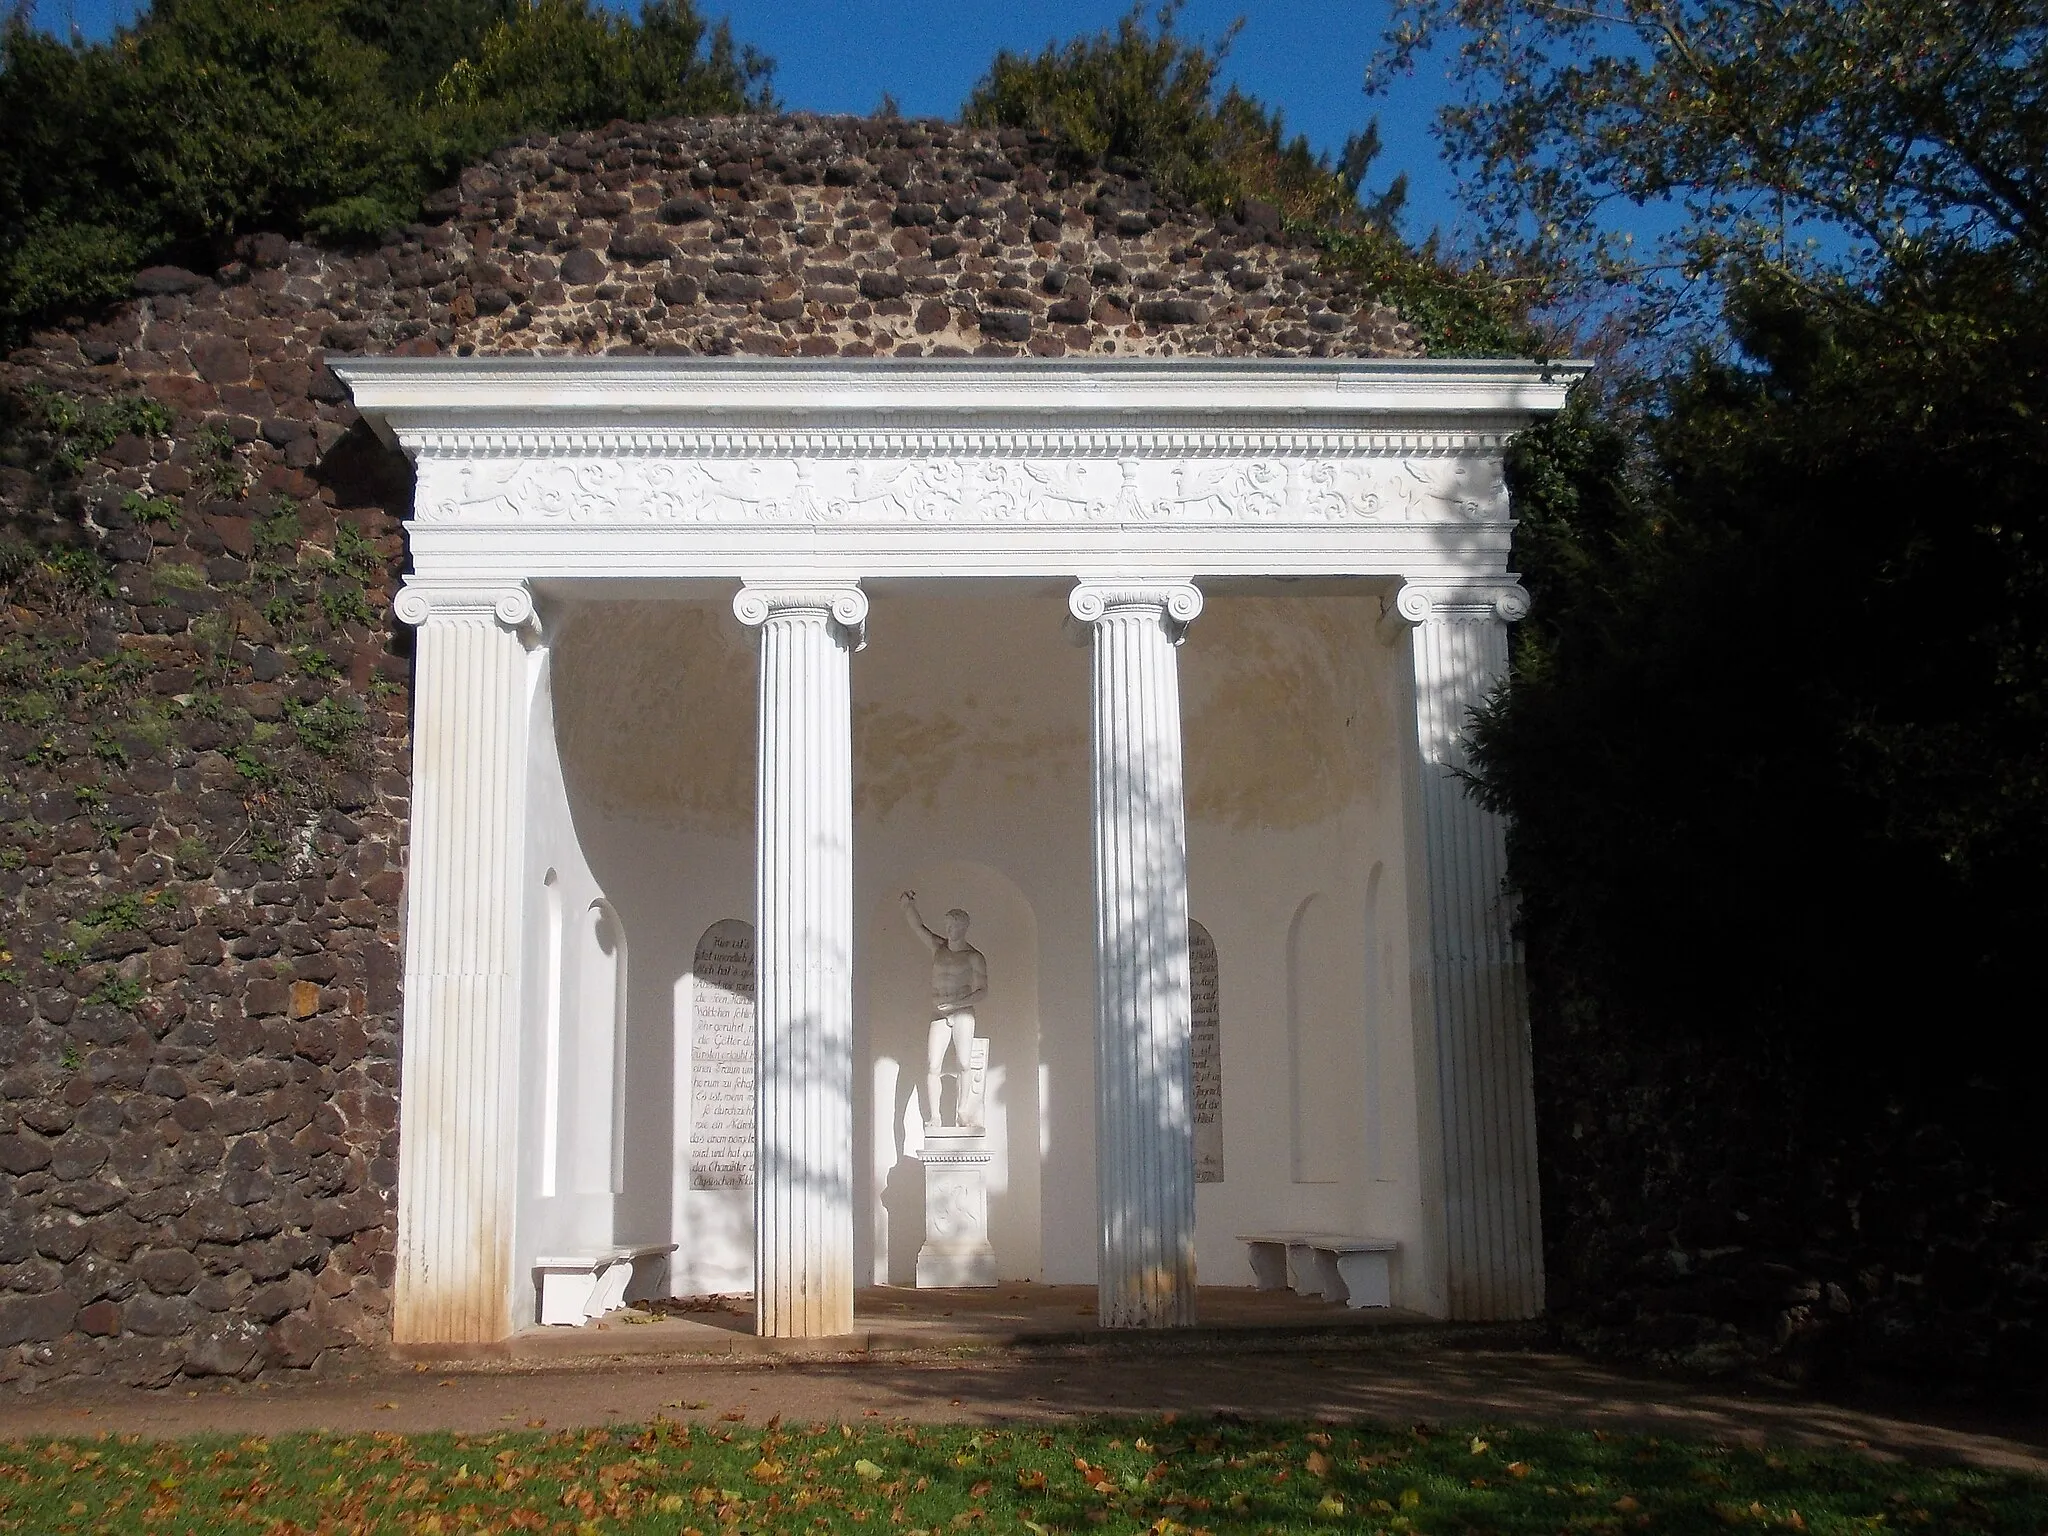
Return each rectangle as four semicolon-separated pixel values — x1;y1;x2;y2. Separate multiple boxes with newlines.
689;919;755;1190
1190;921;1223;1183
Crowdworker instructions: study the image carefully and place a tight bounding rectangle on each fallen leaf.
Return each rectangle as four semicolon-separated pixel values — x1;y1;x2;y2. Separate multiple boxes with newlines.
1017;1471;1047;1492
1306;1451;1332;1478
1615;1495;1643;1513
1400;1488;1422;1509
1470;1437;1490;1455
1317;1494;1346;1516
854;1459;886;1481
1508;1461;1530;1478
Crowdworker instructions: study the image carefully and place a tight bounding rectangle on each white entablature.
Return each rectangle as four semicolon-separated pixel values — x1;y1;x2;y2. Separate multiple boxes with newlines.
338;356;1584;585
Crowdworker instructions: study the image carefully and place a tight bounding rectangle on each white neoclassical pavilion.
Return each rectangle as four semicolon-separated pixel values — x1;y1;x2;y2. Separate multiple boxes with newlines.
338;357;1581;1344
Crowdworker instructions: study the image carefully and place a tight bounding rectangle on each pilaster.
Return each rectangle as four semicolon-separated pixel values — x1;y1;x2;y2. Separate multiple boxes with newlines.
733;582;866;1338
1389;581;1545;1320
389;579;540;1344
1068;580;1203;1328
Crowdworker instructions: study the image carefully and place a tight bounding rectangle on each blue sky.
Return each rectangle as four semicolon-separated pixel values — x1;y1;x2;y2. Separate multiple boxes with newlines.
37;0;1474;240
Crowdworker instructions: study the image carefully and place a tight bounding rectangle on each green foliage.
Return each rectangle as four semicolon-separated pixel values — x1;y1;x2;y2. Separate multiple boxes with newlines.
19;386;171;476
962;5;1527;352
193;423;248;498
1476;245;2048;1188
283;692;367;758
1372;0;2048;341
964;3;1403;230
88;973;147;1009
423;0;775;156
121;490;180;528
150;560;206;590
0;0;774;338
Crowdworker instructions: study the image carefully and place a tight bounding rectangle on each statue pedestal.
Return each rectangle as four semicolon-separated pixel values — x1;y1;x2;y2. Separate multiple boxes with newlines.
915;1126;997;1287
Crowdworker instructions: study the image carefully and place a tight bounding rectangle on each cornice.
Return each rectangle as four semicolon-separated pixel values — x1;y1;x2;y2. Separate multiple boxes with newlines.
334;358;1589;448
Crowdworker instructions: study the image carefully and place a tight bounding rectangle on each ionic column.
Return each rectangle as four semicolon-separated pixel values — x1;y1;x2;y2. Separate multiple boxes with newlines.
1068;581;1203;1328
1388;581;1545;1320
733;582;866;1338
390;580;541;1344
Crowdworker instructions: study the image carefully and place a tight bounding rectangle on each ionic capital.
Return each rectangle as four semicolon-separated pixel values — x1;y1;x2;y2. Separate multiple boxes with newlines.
1378;581;1530;642
393;579;542;643
1066;580;1204;646
732;581;869;651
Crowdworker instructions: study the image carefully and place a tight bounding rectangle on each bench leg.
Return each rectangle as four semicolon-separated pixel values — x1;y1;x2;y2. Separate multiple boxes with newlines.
589;1259;634;1319
1307;1248;1347;1303
538;1270;597;1327
1246;1242;1289;1290
1334;1251;1391;1309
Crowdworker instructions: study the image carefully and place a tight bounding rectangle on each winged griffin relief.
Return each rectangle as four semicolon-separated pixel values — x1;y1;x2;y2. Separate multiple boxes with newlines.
419;452;1509;525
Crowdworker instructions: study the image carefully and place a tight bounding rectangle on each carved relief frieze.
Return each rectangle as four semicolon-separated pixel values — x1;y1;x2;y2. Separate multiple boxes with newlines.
415;450;1508;527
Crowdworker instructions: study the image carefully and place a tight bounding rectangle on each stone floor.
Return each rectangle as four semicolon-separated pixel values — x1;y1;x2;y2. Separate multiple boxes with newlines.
440;1284;1435;1364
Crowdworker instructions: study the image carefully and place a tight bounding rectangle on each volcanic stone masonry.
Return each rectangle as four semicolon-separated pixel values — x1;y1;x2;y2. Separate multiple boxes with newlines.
0;114;1420;1390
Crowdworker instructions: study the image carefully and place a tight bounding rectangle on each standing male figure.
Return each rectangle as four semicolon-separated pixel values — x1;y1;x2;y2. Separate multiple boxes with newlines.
899;891;988;1129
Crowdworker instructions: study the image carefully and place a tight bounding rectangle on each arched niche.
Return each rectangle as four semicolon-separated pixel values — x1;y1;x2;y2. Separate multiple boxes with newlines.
865;862;1042;1285
1288;892;1362;1185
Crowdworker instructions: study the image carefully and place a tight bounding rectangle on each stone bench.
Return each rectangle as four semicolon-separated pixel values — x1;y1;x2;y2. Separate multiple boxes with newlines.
1238;1232;1397;1309
534;1243;676;1327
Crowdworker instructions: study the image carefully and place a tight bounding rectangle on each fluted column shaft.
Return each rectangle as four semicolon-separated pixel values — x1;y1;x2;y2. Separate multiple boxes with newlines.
391;581;538;1344
1069;581;1203;1328
1393;582;1545;1321
734;583;866;1339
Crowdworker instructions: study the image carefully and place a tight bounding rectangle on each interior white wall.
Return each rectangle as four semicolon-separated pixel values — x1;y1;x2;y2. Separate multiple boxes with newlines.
524;582;1446;1315
513;648;623;1331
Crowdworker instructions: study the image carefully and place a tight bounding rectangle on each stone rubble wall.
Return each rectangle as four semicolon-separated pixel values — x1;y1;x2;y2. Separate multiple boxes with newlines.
0;114;1417;1390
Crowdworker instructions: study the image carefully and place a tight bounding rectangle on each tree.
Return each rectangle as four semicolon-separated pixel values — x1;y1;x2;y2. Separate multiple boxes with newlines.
1373;0;2048;338
0;0;774;338
966;2;1406;230
1394;0;2048;1378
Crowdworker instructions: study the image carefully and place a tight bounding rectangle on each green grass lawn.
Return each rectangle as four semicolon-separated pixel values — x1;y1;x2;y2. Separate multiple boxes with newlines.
0;1412;2041;1534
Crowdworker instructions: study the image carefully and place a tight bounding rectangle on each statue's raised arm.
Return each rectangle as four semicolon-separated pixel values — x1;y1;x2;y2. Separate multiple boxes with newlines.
899;890;940;954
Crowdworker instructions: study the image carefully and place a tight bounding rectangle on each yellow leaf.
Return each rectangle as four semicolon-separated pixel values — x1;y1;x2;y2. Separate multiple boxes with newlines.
1017;1470;1047;1492
751;1457;784;1482
659;1493;686;1512
1317;1495;1346;1517
1401;1487;1423;1509
1470;1437;1490;1455
854;1459;886;1481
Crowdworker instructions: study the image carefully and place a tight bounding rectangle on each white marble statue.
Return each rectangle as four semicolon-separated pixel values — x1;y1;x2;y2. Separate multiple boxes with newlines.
899;891;988;1130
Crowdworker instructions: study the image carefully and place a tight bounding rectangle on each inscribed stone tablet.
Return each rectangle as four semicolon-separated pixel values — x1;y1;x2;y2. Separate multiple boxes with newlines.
689;918;755;1189
1190;921;1223;1182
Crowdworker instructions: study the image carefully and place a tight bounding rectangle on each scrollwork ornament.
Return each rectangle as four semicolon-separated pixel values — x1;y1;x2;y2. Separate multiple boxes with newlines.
1394;585;1436;625
1386;582;1531;631
732;583;870;649
392;581;539;639
1067;581;1204;644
